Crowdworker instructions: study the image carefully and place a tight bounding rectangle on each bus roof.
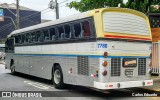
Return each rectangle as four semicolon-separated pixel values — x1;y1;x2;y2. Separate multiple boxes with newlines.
8;7;147;37
9;11;90;37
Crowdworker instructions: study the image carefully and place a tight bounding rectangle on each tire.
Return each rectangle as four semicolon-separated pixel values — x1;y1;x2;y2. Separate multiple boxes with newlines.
52;65;65;89
10;61;16;74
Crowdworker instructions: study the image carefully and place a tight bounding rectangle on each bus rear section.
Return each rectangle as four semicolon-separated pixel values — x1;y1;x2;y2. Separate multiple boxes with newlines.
93;8;153;89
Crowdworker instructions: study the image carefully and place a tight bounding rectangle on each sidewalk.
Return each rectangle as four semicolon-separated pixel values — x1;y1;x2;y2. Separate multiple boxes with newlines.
142;76;160;92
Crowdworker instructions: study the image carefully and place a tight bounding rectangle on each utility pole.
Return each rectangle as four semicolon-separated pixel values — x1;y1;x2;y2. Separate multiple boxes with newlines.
16;0;20;29
55;0;59;19
49;0;59;19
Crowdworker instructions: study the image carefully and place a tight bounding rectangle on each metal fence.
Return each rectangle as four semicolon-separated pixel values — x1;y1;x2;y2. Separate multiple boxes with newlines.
151;42;160;76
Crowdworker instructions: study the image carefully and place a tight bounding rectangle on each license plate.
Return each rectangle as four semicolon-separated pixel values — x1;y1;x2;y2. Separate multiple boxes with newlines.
125;70;134;77
123;58;137;67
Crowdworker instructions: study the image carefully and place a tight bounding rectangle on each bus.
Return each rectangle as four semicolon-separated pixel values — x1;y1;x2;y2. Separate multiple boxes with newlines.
5;8;153;89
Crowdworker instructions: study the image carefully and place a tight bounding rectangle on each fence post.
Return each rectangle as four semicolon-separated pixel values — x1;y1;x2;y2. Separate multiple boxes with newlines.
158;41;160;77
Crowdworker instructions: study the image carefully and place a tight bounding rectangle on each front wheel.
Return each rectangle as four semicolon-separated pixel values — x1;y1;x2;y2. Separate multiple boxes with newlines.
52;65;65;89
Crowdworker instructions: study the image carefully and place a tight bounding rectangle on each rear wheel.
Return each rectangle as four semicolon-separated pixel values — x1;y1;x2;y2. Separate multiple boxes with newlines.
52;65;65;89
10;61;16;74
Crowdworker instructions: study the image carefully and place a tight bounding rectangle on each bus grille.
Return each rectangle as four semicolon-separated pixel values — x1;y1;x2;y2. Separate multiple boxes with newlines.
138;58;146;75
111;58;121;76
77;56;89;76
111;58;147;76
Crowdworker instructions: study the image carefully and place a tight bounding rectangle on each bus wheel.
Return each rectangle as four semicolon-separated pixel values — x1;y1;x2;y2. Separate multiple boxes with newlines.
10;62;16;74
52;65;65;89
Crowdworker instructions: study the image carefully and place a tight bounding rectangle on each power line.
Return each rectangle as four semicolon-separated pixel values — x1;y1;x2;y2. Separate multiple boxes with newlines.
20;8;49;20
0;3;71;31
0;0;76;32
0;9;53;32
0;8;49;30
59;0;69;4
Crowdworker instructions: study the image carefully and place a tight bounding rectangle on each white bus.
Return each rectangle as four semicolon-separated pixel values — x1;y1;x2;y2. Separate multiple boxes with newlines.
5;8;153;89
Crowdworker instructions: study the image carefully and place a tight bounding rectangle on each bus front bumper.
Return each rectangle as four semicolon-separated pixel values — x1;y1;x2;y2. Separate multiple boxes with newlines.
94;80;153;90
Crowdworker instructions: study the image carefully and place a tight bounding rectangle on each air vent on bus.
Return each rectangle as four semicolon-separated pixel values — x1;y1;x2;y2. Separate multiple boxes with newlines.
138;58;146;75
111;58;121;76
77;56;89;76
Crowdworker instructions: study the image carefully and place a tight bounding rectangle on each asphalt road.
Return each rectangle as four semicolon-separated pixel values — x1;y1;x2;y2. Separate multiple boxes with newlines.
0;64;159;100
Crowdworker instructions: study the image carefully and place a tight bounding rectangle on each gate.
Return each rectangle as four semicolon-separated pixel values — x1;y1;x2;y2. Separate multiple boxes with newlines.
151;42;160;76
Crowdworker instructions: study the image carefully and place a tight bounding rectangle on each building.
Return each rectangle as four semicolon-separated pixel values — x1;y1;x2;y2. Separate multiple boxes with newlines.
0;3;41;41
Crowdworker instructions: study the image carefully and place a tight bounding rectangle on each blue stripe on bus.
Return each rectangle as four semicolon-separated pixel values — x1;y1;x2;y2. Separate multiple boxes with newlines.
14;53;149;58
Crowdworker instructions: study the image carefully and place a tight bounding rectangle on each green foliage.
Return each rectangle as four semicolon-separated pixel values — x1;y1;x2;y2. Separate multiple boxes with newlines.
68;0;160;13
126;0;147;13
127;0;160;13
68;0;124;12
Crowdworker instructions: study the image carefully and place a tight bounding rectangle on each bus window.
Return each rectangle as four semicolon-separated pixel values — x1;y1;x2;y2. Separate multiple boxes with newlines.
58;26;65;39
70;24;75;39
26;33;32;43
36;30;43;42
15;36;19;44
31;32;36;43
49;27;56;40
18;35;22;44
5;38;14;52
55;27;59;40
82;21;91;37
21;34;25;43
43;29;50;41
64;25;70;39
74;23;81;38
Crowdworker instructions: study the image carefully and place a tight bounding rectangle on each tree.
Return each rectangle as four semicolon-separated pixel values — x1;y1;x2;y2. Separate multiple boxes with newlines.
68;0;124;12
127;0;145;11
68;0;160;13
127;0;160;13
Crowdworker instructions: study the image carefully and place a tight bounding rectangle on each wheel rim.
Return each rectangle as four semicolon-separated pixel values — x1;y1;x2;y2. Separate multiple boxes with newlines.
11;65;15;73
54;70;61;84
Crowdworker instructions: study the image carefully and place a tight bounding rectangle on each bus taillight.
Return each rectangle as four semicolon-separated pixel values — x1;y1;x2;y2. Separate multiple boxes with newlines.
103;61;108;67
102;70;107;76
104;52;108;57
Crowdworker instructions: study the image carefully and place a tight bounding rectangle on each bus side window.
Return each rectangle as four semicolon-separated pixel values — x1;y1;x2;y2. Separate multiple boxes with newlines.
31;32;36;43
58;26;65;39
25;33;29;43
18;35;22;44
36;30;43;42
70;24;75;39
82;21;91;37
5;38;14;52
74;23;81;38
26;33;32;43
55;27;59;40
43;29;50;41
49;27;56;40
15;36;19;44
21;34;25;44
64;24;70;39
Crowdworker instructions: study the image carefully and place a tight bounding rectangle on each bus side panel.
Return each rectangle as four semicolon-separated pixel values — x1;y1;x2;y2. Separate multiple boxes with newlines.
10;42;100;87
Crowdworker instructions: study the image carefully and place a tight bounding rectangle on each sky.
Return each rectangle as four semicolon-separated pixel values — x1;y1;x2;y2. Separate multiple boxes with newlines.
0;0;128;20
